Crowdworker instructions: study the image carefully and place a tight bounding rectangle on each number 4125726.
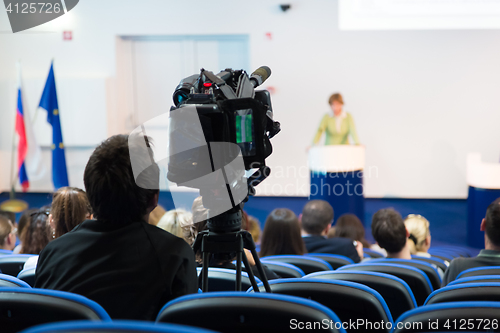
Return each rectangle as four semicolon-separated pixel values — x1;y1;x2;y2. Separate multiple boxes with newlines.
5;2;62;14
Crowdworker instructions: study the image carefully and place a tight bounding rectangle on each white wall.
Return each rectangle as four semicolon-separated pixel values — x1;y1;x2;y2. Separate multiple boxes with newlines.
1;0;500;197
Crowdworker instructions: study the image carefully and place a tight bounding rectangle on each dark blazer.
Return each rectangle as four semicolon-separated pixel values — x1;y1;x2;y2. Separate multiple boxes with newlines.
303;235;361;263
35;219;198;321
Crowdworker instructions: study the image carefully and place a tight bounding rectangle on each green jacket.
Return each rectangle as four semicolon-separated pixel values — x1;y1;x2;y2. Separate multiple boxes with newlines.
313;112;360;145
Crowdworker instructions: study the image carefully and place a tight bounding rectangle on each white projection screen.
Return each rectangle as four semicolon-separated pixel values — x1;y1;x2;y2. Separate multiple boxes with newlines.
339;0;500;30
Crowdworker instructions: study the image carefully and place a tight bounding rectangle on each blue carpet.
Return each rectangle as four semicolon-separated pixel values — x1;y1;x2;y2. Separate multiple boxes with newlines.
1;192;477;252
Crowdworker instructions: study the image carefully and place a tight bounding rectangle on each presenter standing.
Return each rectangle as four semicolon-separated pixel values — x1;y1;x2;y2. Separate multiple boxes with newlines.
312;93;360;145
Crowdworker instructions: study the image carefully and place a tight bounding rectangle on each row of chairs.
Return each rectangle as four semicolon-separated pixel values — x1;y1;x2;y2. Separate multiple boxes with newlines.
5;286;500;333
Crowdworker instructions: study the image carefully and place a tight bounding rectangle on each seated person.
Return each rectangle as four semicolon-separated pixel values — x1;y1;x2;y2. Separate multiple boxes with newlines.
0;215;16;251
260;208;306;257
13;208;37;253
442;198;500;286
24;187;93;269
300;200;361;262
19;206;52;255
157;208;192;241
371;208;412;260
329;213;371;248
404;214;432;258
35;134;198;320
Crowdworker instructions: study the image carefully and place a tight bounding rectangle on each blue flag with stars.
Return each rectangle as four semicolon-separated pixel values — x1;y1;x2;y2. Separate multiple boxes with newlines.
39;62;69;189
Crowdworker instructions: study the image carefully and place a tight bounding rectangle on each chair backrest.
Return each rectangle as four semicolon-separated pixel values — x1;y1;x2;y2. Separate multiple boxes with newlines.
0;249;13;255
0;288;111;333
196;267;261;292
304;270;416;320
448;275;500;286
431;246;472;257
425;282;500;305
0;255;35;276
260;255;332;274
259;261;305;278
18;320;219;333
157;292;346;333
411;255;448;273
392;301;500;333
427;249;457;261
17;267;36;287
0;273;31;288
456;266;500;280
250;279;392;333
363;249;385;258
367;258;442;290
338;263;433;306
307;254;354;269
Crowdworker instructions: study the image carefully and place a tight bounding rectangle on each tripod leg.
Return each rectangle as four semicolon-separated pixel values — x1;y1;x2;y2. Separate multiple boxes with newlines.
235;251;242;291
250;248;272;293
202;251;210;292
241;252;261;292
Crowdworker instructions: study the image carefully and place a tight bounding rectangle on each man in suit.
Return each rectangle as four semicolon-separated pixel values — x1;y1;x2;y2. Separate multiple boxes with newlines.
442;198;500;286
301;200;361;262
35;134;198;320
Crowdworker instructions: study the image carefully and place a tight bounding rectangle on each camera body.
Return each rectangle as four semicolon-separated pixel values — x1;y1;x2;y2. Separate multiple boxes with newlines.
167;67;279;231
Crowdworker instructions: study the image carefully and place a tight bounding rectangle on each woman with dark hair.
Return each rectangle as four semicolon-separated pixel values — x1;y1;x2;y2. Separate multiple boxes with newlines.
330;213;371;248
260;208;306;257
20;206;52;255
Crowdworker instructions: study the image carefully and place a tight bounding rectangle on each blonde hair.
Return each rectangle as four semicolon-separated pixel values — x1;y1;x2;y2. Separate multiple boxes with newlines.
404;214;430;255
157;208;192;242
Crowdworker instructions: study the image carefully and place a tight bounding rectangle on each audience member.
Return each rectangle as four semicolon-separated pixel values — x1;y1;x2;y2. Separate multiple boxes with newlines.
157;208;192;240
260;208;306;257
330;213;371;248
24;187;93;269
148;204;166;226
442;198;500;286
0;215;16;251
20;206;51;255
300;200;362;262
242;211;261;245
13;208;37;253
35;134;198;320
404;214;432;257
371;208;411;259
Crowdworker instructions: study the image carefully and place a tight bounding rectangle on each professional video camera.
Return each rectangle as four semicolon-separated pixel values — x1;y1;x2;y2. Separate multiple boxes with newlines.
167;67;280;292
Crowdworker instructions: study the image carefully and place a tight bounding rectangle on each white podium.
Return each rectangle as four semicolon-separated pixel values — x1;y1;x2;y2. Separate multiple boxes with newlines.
466;153;500;248
308;145;366;225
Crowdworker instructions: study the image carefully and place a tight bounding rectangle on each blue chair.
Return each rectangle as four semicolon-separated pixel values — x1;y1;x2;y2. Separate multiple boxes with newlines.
366;258;441;290
448;275;500;286
363;249;385;258
427;249;457;261
456;266;500;280
18;320;219;333
307;254;354;269
392;301;500;333
0;254;35;276
411;255;448;273
0;288;111;333
258;261;305;278
431;246;472;257
196;267;261;292
338;263;433;306
304;270;416;320
157;292;346;333
0;273;31;288
17;267;36;287
425;283;500;305
260;255;333;274
0;249;13;255
249;278;393;333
